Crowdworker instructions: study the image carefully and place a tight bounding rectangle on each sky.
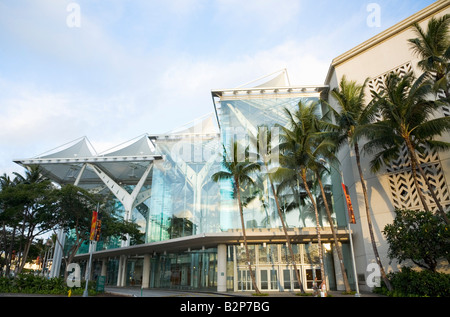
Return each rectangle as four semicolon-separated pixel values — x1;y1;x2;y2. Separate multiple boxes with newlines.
0;0;437;176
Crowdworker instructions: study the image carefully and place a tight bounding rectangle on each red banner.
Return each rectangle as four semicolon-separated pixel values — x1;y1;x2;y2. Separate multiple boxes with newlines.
341;183;356;224
89;211;98;241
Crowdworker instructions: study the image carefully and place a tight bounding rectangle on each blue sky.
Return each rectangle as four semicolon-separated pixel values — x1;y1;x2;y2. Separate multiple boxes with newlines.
0;0;436;176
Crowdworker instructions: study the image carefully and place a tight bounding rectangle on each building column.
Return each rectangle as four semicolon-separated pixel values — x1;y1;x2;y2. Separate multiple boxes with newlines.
332;245;345;291
117;255;127;287
50;164;86;278
142;254;151;289
121;255;128;287
217;244;227;293
101;259;107;276
49;229;65;278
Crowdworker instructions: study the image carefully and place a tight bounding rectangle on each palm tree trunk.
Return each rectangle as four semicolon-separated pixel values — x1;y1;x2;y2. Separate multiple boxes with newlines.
300;169;326;287
268;175;305;293
235;180;260;294
405;144;430;212
354;142;393;291
316;172;352;293
405;139;450;224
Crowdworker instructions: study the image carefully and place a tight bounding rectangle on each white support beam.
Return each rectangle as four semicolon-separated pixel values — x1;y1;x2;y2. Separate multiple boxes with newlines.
133;188;152;210
14;154;162;166
50;165;86;278
74;163;87;186
225;103;257;137
87;162;153;246
128;163;153;215
87;163;131;206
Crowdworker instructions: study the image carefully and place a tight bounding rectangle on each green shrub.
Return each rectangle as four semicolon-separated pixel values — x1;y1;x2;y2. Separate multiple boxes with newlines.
0;274;98;296
374;267;450;297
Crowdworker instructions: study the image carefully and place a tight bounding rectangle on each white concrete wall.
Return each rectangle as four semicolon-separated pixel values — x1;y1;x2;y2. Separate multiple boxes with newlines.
325;3;450;290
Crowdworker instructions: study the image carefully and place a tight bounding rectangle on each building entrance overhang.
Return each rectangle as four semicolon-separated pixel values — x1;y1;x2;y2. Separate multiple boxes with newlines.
73;227;350;260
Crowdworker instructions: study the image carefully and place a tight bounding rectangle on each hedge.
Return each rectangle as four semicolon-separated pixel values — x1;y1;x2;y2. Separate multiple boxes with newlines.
374;267;450;297
0;274;98;296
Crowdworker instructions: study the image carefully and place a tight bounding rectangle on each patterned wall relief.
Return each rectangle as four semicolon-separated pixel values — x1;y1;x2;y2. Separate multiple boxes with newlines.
367;62;450;212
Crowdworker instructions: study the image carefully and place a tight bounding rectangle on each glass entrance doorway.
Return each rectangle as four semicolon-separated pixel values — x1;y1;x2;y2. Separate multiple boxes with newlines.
230;243;336;292
306;268;322;289
237;268;253;291
259;267;279;291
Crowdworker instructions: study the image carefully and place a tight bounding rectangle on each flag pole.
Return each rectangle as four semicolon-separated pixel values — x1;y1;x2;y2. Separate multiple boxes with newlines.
83;202;99;297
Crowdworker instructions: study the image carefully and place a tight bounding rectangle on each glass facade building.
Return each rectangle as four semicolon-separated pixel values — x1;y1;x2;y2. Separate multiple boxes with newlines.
14;4;450;294
16;71;355;293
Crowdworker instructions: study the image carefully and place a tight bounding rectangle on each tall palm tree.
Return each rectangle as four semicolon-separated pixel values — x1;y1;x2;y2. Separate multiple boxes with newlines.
408;14;450;98
278;100;327;289
325;75;393;291
251;126;306;293
312;155;352;293
366;72;450;224
211;141;261;294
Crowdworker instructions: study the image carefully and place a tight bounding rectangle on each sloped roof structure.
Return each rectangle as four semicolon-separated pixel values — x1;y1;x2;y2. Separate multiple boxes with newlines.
14;134;162;187
13;112;219;198
211;68;328;97
210;68;329;130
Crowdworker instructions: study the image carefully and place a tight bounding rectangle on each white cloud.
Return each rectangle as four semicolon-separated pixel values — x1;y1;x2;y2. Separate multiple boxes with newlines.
2;0;424;177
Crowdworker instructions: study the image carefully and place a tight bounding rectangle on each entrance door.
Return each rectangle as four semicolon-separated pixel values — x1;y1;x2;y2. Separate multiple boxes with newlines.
305;267;322;290
259;268;279;291
282;267;303;291
237;268;253;291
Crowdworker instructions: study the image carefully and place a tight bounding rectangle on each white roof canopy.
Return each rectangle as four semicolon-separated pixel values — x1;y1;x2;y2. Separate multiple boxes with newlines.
14;135;162;186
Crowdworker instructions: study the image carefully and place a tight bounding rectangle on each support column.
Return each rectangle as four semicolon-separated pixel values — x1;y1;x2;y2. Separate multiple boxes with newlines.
117;256;124;287
142;254;151;289
49;229;65;278
119;255;128;287
332;245;344;291
101;259;107;277
217;244;227;293
50;164;86;278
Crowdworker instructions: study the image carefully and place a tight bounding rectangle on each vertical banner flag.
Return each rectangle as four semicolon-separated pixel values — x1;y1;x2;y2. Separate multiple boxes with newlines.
95;212;102;241
89;210;98;241
341;183;356;224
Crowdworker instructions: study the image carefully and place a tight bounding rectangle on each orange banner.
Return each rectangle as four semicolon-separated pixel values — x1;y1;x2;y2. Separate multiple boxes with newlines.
89;211;98;241
95;218;102;241
341;183;356;224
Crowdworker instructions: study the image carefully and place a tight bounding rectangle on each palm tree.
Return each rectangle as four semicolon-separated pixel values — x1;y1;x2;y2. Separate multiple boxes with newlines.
278;100;327;289
408;14;450;98
325;75;393;291
281;102;352;293
366;72;450;224
211;141;261;294
251;126;306;293
313;156;352;293
13;165;47;184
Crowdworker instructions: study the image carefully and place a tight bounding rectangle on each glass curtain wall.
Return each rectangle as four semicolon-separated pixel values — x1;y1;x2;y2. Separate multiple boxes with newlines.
146;133;222;243
149;248;218;290
217;94;336;229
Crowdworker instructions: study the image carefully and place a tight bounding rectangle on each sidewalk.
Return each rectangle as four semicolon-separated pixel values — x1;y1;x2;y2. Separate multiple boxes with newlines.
105;286;384;298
